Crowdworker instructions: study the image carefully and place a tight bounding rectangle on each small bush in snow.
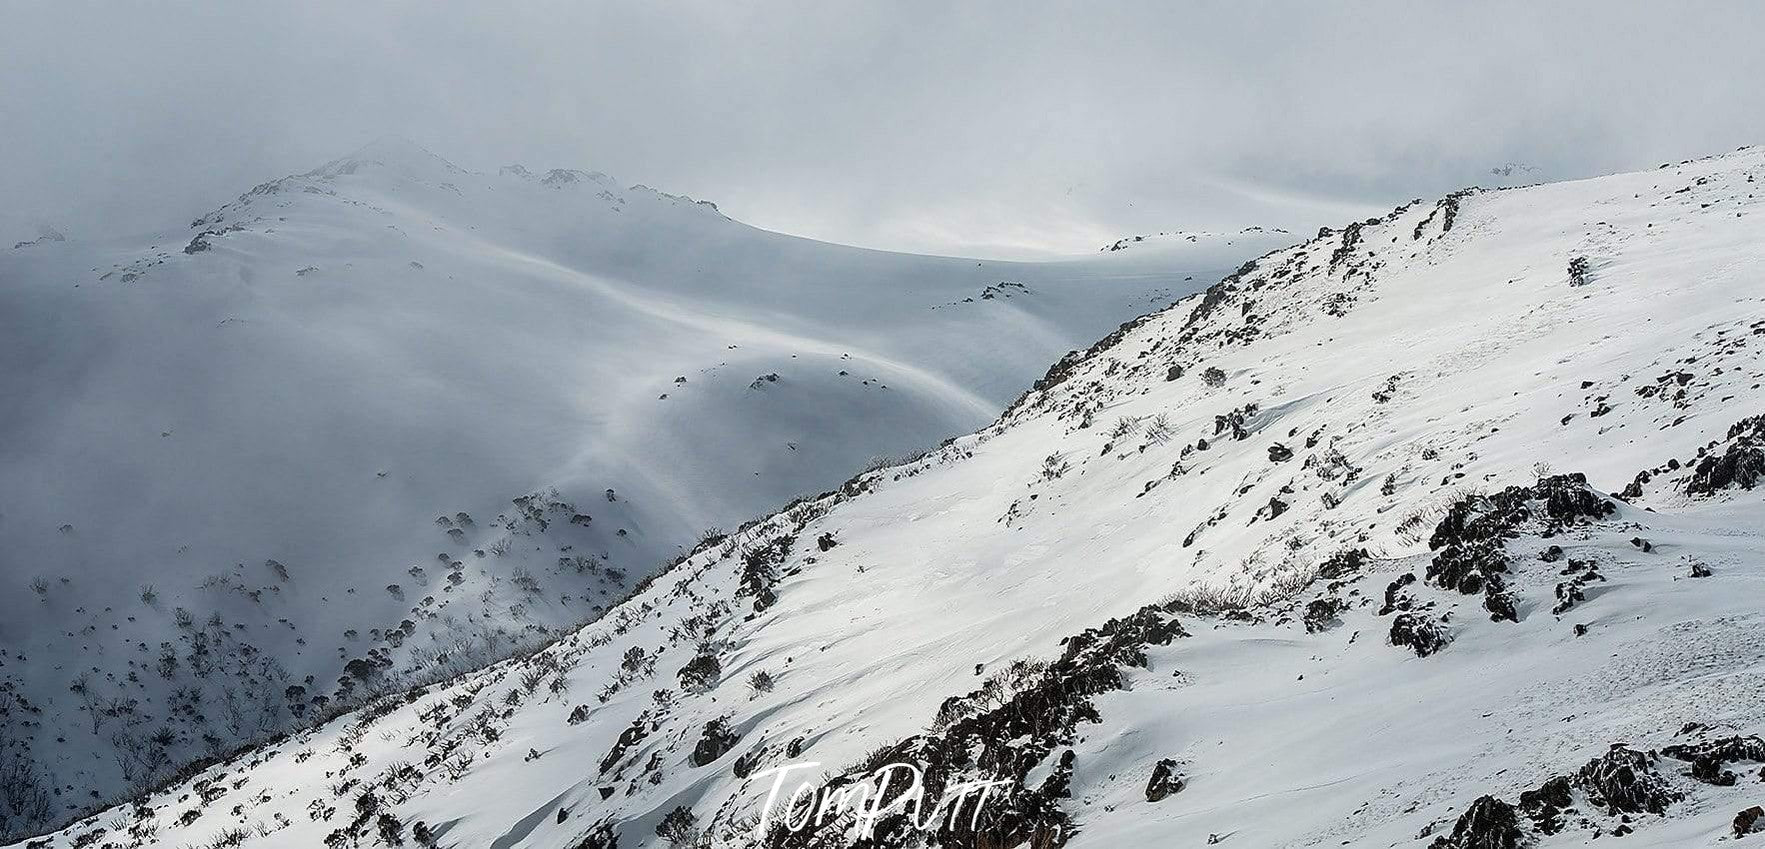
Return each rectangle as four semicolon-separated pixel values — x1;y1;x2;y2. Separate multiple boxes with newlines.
1040;452;1071;481
511;567;542;596
1568;255;1592;287
655;806;698;845
1143;413;1173;445
678;653;721;693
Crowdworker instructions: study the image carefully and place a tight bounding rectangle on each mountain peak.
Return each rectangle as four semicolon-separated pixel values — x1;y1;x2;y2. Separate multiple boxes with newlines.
307;135;465;179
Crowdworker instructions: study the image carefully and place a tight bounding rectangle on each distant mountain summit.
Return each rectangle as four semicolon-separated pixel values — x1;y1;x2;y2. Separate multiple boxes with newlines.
1098;225;1292;254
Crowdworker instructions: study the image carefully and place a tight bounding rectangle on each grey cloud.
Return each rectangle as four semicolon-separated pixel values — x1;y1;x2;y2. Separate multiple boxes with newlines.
4;0;1762;257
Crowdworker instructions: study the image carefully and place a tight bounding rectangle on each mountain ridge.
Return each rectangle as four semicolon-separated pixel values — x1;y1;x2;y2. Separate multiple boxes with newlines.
8;145;1761;847
0;141;1281;839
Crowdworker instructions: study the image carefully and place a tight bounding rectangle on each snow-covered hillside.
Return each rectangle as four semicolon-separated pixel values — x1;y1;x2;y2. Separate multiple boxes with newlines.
0;138;1283;839
10;146;1765;849
1099;226;1292;254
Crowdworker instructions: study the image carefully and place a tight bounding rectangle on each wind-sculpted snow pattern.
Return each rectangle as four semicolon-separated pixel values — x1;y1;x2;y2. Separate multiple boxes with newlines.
7;146;1765;847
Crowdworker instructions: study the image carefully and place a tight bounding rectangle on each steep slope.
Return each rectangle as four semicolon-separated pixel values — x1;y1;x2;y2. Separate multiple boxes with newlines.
0;138;1286;839
10;146;1765;849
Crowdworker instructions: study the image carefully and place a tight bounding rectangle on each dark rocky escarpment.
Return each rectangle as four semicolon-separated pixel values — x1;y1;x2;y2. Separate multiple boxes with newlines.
1432;745;1680;847
1429;795;1524;849
764;606;1187;849
1661;734;1765;786
1425;474;1614;625
1686;414;1765;496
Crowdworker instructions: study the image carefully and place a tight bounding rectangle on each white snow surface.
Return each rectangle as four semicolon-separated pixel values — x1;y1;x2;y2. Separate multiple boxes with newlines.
8;145;1765;849
0;138;1285;837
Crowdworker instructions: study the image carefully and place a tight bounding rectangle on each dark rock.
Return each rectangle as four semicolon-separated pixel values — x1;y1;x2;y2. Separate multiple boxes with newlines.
1576;747;1678;815
733;748;760;779
573;821;618;849
1737;805;1765;837
1518;775;1574;834
1552;581;1585;616
599;719;648;774
1145;758;1186;802
690;717;740;767
1663;735;1765;786
1687;414;1765;496
1429;795;1523;849
763;604;1184;849
1379;573;1417;615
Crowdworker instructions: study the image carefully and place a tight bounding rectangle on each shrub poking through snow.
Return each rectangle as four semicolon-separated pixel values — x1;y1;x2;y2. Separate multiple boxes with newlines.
738;534;793;612
1567;255;1592;287
1316;548;1369;580
747;670;775;694
677;653;722;693
1389;613;1449;657
1303;597;1345;633
656;806;698;845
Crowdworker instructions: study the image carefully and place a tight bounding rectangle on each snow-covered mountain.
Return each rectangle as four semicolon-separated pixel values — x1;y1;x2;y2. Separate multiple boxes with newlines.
0;138;1276;839
10;145;1765;849
1098;226;1292;254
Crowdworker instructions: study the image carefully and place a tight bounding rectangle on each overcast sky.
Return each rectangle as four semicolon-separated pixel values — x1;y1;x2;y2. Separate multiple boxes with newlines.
5;1;1764;258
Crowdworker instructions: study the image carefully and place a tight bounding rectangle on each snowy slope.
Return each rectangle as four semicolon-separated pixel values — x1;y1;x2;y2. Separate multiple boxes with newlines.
1098;226;1292;254
0;138;1281;839
9;147;1765;849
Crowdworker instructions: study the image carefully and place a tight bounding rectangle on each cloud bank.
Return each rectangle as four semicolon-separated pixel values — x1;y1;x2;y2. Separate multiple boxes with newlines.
4;1;1762;257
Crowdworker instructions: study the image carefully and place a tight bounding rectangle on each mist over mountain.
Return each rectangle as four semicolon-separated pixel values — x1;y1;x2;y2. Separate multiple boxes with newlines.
6;6;1765;845
0;138;1295;839
7;139;1762;847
